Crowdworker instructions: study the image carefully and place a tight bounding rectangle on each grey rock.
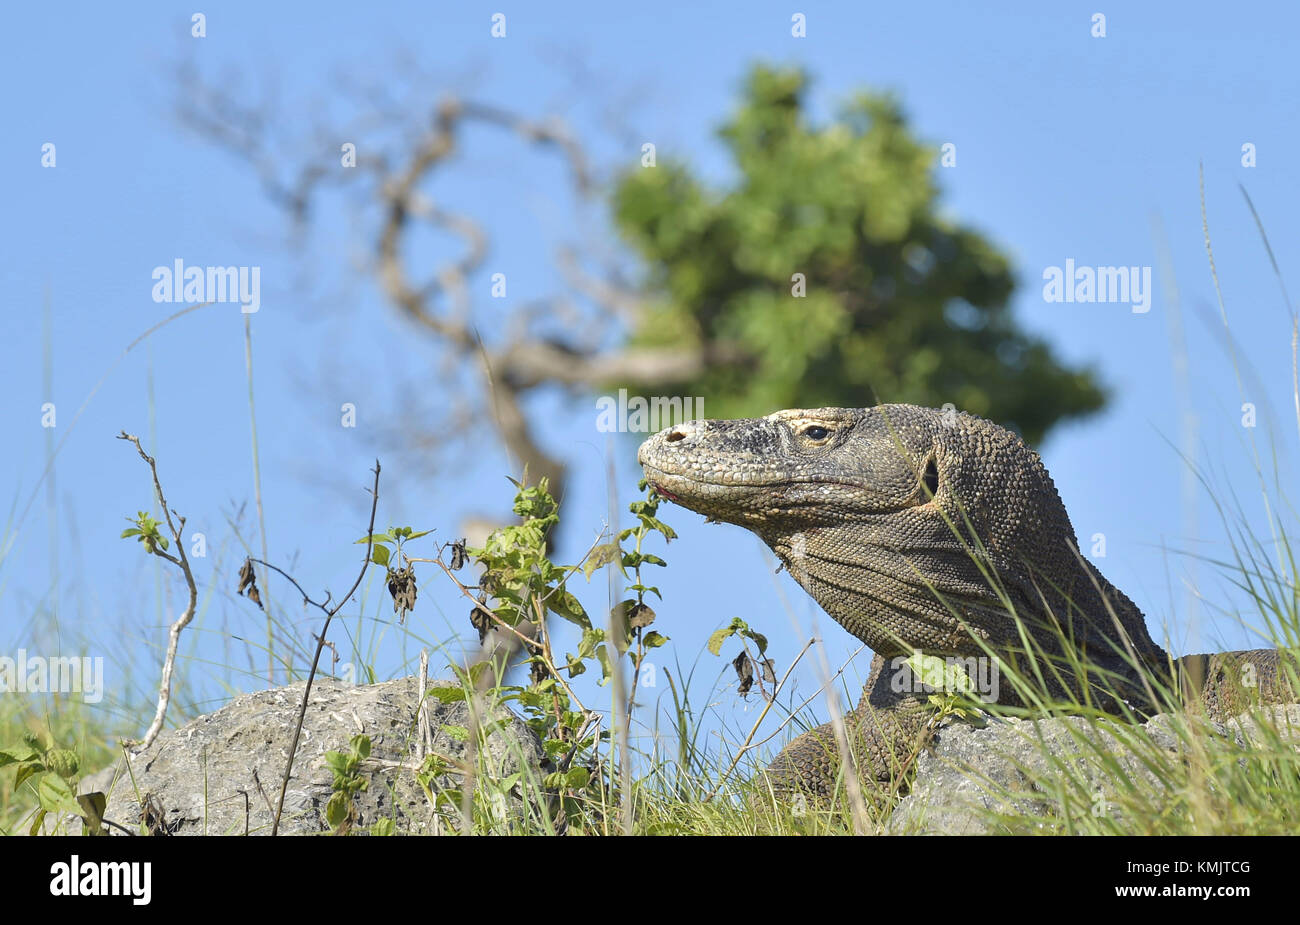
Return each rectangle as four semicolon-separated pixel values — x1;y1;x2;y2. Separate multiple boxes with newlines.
1220;703;1300;747
885;704;1300;835
79;676;543;835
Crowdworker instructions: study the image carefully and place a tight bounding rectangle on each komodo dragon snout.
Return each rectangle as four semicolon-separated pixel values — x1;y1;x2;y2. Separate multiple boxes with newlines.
639;407;940;525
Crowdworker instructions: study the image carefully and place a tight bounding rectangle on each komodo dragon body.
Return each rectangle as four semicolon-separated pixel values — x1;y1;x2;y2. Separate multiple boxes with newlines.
638;404;1295;798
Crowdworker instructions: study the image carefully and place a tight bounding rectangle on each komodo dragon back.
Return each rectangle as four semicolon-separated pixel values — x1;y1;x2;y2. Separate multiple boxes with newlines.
638;404;1295;797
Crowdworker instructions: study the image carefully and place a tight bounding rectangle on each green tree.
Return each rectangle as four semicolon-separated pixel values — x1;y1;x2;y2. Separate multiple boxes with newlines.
612;66;1105;442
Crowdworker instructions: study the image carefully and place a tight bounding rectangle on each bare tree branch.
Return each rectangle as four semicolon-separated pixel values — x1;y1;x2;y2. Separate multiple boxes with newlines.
175;70;746;431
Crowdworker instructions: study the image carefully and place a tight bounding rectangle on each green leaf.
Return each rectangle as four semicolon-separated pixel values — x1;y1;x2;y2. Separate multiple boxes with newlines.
441;724;470;742
595;645;613;685
565;767;591;789
582;542;623;579
420;755;449;781
371;818;395;836
428;686;467;703
533;676;557;695
406;530;432;541
546;589;589;627
0;743;42;765
13;763;40;792
44;748;79;779
325;791;350;828
707;626;736;656
905;652;974;694
36;771;81;816
636;515;678;540
577;627;606;659
643;631;669;649
156;535;169;551
356;533;392;545
351;734;371;760
371;545;390;567
120;528;142;539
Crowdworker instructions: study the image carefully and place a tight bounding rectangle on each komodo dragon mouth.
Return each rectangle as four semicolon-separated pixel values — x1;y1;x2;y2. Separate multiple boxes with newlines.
643;480;681;503
643;468;881;499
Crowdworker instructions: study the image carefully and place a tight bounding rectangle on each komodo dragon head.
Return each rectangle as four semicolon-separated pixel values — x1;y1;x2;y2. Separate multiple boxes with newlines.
638;404;1164;689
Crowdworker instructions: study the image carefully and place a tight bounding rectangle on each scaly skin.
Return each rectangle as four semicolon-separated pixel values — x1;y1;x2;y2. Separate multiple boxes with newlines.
638;405;1296;799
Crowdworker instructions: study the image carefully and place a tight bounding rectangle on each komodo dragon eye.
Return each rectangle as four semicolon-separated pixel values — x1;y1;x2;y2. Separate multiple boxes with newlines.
801;425;830;440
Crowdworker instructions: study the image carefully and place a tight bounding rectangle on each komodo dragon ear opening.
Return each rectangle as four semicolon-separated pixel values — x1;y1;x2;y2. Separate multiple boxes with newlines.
922;455;939;499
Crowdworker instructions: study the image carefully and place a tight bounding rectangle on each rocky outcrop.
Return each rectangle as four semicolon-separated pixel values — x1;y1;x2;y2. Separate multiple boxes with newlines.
79;676;543;835
885;704;1300;834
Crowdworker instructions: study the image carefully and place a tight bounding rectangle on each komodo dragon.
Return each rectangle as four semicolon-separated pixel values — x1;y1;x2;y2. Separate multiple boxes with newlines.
638;404;1296;799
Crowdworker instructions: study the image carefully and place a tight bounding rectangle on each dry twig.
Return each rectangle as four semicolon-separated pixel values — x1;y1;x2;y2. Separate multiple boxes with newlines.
118;433;199;751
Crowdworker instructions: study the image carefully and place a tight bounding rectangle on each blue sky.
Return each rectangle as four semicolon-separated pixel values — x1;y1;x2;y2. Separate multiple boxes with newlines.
2;2;1298;754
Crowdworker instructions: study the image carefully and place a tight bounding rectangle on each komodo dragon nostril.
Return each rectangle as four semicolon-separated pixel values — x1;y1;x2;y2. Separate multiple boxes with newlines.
665;429;687;443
